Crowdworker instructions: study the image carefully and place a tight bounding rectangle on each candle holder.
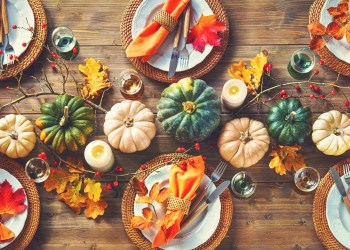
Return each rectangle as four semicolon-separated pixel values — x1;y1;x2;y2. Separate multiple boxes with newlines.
221;79;247;110
230;171;256;198
84;140;115;173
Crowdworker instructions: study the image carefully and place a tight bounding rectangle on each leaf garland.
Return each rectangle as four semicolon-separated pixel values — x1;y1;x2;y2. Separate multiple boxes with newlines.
269;145;306;175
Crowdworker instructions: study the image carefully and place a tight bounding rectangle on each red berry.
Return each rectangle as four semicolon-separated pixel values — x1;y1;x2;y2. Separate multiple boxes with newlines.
176;147;182;153
54;54;58;59
51;52;56;56
140;164;146;170
9;54;13;60
0;50;2;55
309;84;314;89
42;23;47;29
54;160;59;166
114;168;119;173
72;47;77;53
189;159;195;165
202;156;207;161
320;94;325;99
194;146;200;151
139;179;145;184
96;171;102;177
107;183;112;190
319;59;325;65
331;90;336;95
113;181;119;187
281;94;287;99
118;167;123;173
280;89;287;96
29;27;34;31
313;86;319;92
295;85;300;90
333;82;337;88
165;157;170;162
194;143;200;148
264;63;272;72
51;168;56;174
12;25;17;29
181;161;187;167
6;86;10;90
346;101;350;107
310;94;315;99
313;69;319;75
22;42;27;47
51;64;56;69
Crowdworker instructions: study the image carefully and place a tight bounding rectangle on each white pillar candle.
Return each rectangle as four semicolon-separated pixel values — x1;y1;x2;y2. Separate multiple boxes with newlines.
84;140;115;173
221;79;248;110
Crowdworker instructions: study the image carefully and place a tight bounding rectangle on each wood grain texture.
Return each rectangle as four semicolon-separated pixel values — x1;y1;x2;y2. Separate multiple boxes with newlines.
1;0;348;249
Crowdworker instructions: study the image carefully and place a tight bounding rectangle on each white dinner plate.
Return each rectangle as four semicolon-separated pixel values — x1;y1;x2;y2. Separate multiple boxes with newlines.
132;0;214;72
134;165;221;250
320;0;350;64
326;175;350;249
0;169;28;249
2;0;35;65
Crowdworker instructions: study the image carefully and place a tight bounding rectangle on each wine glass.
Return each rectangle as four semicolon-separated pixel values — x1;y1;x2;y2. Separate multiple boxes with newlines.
287;48;316;79
51;26;79;59
25;158;50;183
230;171;256;198
118;69;144;100
294;167;320;192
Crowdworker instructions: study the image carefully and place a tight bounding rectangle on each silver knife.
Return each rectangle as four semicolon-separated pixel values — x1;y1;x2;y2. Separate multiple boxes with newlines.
330;167;350;214
167;19;183;77
180;180;230;230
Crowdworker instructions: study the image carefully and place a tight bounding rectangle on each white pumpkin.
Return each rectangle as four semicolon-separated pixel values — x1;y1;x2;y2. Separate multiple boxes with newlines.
312;110;350;156
218;117;270;168
104;100;156;153
0;114;37;158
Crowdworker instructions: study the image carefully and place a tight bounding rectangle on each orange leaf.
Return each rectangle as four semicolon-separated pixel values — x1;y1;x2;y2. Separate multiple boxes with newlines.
131;207;153;230
44;167;79;194
85;198;108;219
0;180;27;215
58;180;86;214
149;182;160;200
333;13;348;23
135;196;153;204
66;156;85;173
155;188;170;203
269;145;306;176
132;177;148;197
346;30;350;43
327;7;342;16
337;2;349;13
327;21;345;40
307;23;326;35
187;14;227;53
309;36;326;50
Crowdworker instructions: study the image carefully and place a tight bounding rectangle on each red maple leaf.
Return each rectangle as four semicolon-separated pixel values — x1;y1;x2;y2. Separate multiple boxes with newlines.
187;14;227;53
0;180;27;215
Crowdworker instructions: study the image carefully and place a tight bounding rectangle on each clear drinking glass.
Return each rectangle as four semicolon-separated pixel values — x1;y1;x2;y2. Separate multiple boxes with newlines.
25;158;50;183
51;26;79;59
294;167;320;192
118;69;144;100
230;171;256;198
287;48;316;79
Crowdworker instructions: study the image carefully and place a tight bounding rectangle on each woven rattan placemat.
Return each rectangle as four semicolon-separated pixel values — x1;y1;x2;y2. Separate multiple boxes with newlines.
313;159;349;250
0;0;47;81
121;153;233;250
120;0;229;83
0;155;41;250
309;0;350;77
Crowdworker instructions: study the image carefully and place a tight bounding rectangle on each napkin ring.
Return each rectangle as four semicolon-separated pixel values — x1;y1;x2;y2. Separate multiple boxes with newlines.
167;194;191;215
152;10;177;32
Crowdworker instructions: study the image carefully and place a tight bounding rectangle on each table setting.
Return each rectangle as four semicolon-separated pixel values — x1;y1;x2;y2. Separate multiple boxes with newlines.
1;0;350;249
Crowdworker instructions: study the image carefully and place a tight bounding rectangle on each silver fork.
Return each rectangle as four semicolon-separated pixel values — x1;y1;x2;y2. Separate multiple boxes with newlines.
344;164;350;186
179;5;190;70
2;0;14;65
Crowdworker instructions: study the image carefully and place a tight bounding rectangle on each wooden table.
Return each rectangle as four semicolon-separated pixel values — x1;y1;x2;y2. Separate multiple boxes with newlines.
1;0;349;249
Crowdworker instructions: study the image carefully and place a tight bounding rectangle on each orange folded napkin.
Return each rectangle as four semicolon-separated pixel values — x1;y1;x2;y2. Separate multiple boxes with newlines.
152;155;205;248
126;0;190;62
0;222;14;243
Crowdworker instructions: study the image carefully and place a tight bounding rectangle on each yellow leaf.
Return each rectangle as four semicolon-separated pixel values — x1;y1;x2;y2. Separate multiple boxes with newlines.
85;198;108;219
142;207;153;220
131;207;153;230
58;180;86;214
269;145;306;175
135;196;153;204
44;167;79;194
155;188;170;203
84;178;102;202
66;156;85;173
149;182;160;200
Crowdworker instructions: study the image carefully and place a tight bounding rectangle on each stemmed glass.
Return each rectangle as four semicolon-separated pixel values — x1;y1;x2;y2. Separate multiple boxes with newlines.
51;26;79;60
230;171;256;198
287;48;316;79
118;69;144;100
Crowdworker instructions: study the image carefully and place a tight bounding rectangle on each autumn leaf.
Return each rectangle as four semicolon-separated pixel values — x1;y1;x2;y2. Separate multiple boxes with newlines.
58;179;86;214
307;23;326;36
269;145;306;175
327;6;342;16
85;198;108;219
327;21;345;40
309;36;326;50
84;178;102;202
163;210;182;229
187;14;227;53
155;188;170;203
79;58;112;101
131;207;153;230
333;13;348;23
132;177;148;197
66;156;85;173
0;180;27;215
44;167;79;194
135;182;170;204
149;182;160;200
337;2;349;13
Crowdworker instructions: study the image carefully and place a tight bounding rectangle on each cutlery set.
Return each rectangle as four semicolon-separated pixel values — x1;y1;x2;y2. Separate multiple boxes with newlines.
0;0;14;71
330;166;350;214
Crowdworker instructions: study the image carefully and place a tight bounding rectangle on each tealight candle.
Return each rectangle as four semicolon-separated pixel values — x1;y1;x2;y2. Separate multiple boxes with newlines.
221;79;248;110
84;140;115;173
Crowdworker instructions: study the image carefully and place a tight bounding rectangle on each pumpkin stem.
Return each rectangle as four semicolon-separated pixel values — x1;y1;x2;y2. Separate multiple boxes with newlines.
285;111;296;122
239;131;252;144
8;131;18;140
124;117;134;128
182;101;196;114
59;106;69;127
333;128;344;136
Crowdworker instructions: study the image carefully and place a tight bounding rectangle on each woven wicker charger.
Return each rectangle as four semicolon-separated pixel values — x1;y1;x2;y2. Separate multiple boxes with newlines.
0;0;47;81
309;0;350;77
122;153;233;250
313;158;349;250
0;155;41;250
120;0;229;83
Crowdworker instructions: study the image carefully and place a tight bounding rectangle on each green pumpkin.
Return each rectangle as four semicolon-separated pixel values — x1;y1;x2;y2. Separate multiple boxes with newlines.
266;98;312;145
157;78;221;143
36;94;94;154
